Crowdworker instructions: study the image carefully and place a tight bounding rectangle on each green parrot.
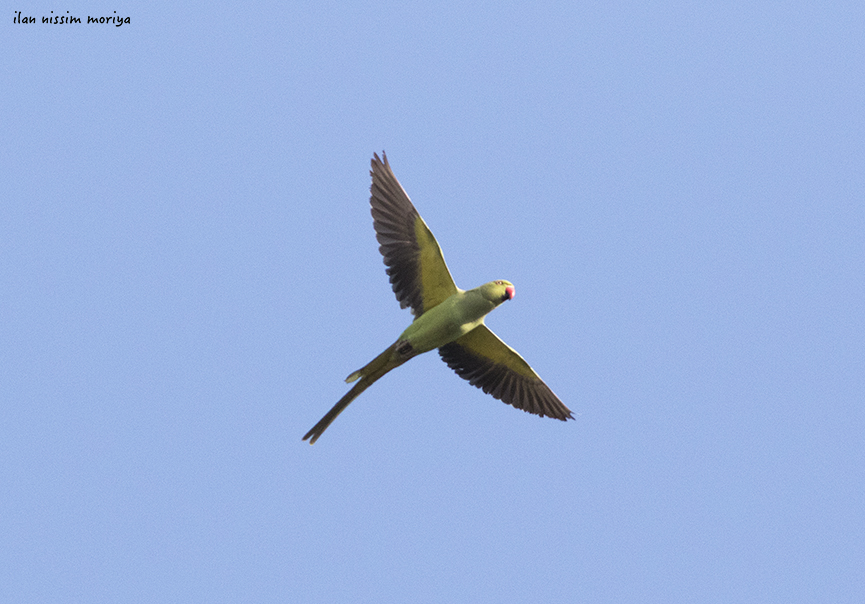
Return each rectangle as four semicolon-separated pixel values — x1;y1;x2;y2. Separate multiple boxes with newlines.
303;152;573;444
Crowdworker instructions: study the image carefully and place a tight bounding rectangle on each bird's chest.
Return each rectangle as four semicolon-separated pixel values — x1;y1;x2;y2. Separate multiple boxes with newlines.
399;295;488;353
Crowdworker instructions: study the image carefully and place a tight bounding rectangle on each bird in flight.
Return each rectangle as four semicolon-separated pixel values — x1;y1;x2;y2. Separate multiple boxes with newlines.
303;152;573;444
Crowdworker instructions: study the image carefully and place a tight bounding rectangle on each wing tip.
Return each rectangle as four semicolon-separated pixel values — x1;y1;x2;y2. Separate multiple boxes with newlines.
371;150;389;171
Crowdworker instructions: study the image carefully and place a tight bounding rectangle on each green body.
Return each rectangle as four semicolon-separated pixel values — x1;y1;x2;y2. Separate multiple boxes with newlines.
399;285;499;354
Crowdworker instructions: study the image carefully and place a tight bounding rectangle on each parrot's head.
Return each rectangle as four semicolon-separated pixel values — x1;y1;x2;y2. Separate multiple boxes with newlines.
480;280;515;306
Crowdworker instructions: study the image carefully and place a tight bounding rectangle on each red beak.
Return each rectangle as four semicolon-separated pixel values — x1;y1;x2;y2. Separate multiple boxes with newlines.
505;285;515;300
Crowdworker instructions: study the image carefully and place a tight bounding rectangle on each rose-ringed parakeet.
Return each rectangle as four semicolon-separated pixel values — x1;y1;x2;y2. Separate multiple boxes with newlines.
303;152;572;444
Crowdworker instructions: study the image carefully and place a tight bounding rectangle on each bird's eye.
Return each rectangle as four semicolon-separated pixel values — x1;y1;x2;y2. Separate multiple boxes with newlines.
495;280;502;285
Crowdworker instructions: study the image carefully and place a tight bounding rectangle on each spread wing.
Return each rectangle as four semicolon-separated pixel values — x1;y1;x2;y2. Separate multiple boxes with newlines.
439;325;573;420
370;152;458;316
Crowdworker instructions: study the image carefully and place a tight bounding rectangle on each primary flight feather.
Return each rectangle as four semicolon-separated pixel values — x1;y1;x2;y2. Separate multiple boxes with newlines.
302;152;573;444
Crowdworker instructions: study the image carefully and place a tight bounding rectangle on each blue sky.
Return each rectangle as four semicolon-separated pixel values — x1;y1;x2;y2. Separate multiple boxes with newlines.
2;2;863;602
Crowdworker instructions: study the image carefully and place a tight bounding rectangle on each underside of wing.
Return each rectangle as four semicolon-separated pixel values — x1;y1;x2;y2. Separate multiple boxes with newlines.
370;152;458;316
438;325;573;420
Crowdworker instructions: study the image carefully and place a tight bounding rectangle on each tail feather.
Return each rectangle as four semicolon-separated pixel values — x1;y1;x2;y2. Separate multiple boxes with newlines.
303;342;399;444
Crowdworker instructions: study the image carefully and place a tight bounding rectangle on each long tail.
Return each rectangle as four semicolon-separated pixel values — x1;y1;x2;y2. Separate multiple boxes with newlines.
303;342;400;444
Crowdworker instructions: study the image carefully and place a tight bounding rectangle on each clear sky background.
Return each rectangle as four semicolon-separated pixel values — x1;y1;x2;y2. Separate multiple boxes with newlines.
2;2;863;603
